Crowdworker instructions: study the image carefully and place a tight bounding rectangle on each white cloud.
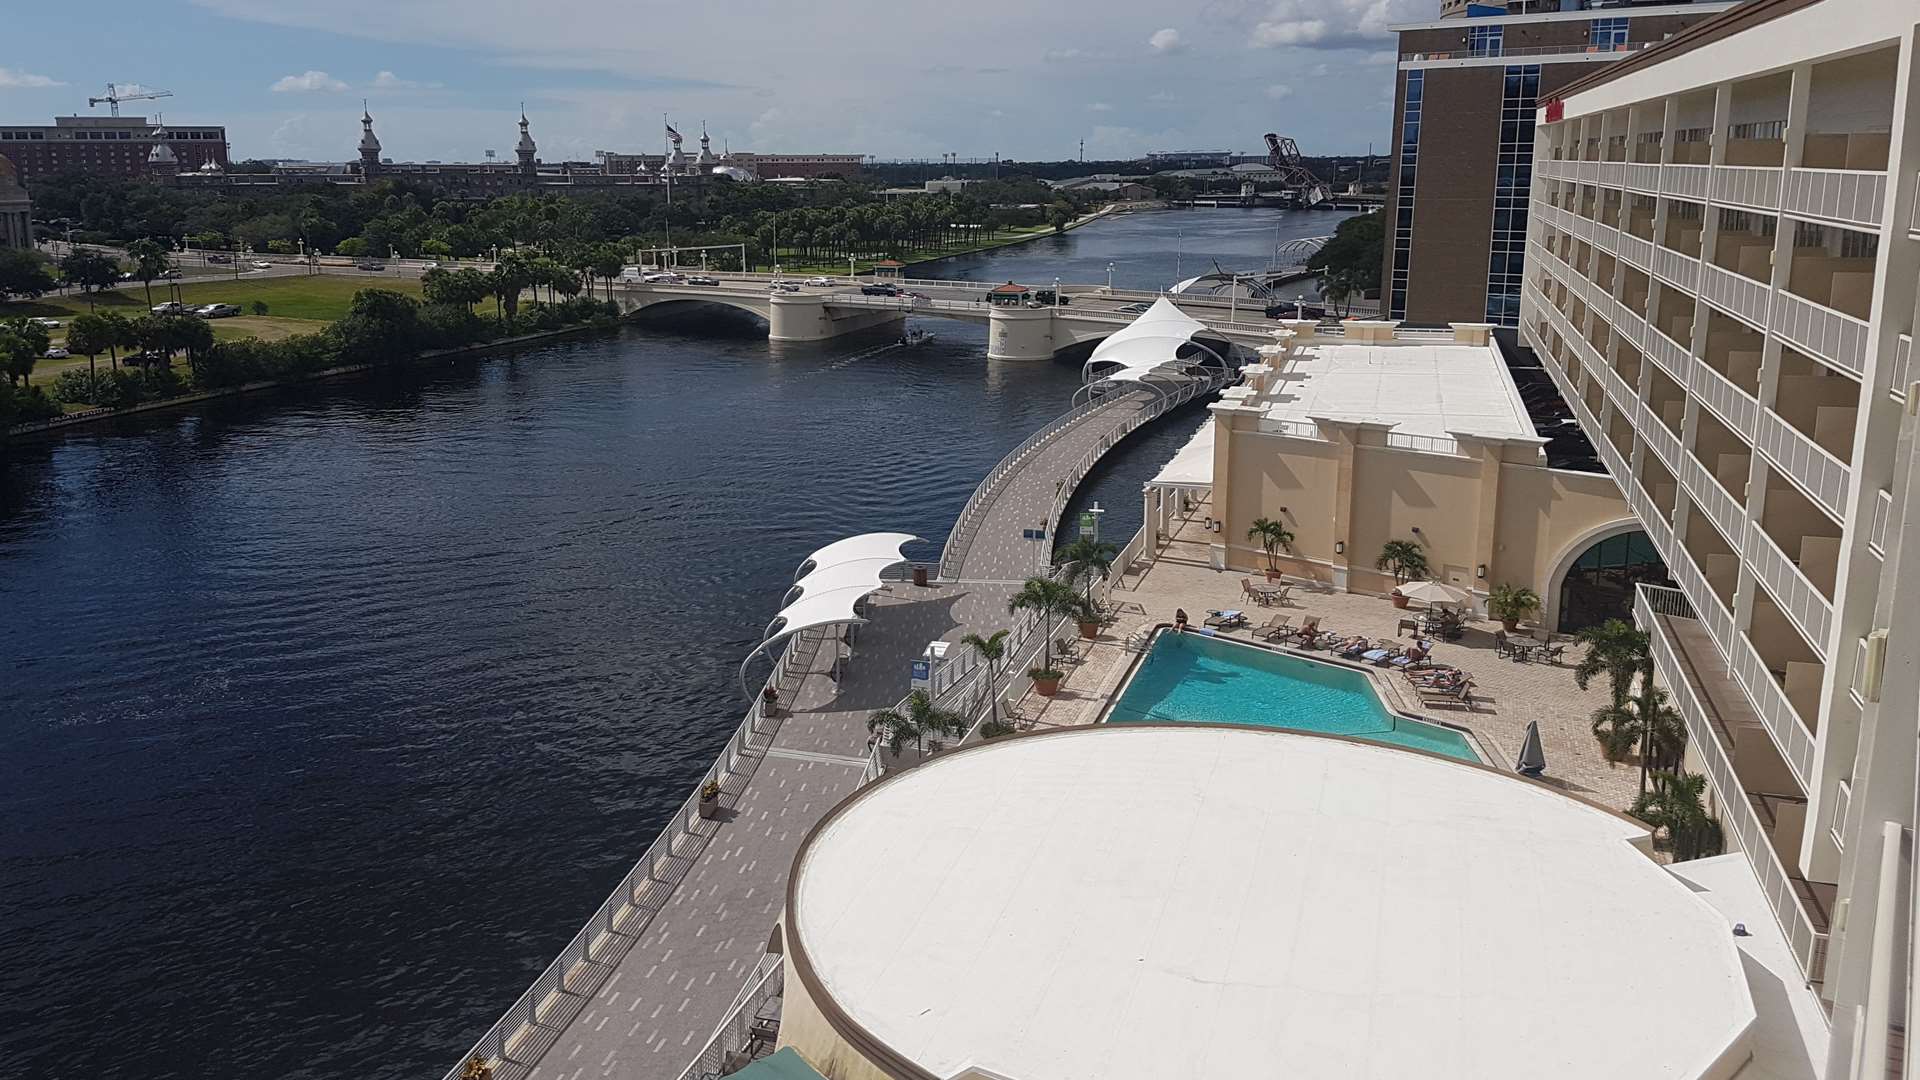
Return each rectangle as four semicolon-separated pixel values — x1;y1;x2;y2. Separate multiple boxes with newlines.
1148;28;1185;53
1265;83;1294;100
1086;102;1113;112
0;67;65;88
371;70;441;90
271;70;349;93
1247;0;1425;50
1042;47;1114;62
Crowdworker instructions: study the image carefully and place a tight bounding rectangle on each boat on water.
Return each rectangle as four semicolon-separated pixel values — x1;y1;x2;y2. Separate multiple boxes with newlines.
899;328;936;346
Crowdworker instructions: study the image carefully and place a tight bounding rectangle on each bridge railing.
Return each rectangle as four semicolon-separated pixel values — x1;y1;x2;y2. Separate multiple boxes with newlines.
672;951;785;1080
438;626;827;1080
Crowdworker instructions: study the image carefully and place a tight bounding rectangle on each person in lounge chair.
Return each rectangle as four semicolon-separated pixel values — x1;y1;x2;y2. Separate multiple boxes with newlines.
1384;642;1432;669
1333;636;1371;657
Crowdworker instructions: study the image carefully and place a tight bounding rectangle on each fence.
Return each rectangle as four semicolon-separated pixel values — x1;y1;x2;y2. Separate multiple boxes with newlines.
437;627;827;1080
673;952;785;1080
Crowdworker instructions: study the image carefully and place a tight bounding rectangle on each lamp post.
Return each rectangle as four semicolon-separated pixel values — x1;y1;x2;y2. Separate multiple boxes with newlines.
1053;276;1061;309
1106;261;1114;292
1294;294;1305;320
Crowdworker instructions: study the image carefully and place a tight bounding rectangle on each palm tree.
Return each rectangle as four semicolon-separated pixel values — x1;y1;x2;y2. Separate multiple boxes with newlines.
1572;618;1649;709
961;629;1010;731
1319;270;1355;317
867;690;967;757
1246;517;1294;574
1007;576;1083;672
1053;536;1118;604
1631;771;1723;861
1375;539;1428;584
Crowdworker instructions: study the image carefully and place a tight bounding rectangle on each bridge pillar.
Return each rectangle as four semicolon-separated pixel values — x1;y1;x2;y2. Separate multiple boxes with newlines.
769;295;903;342
987;305;1057;362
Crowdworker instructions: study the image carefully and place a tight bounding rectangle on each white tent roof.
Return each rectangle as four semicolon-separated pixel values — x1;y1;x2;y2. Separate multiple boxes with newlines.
763;583;884;644
795;531;918;580
1084;297;1212;385
787;556;907;602
1149;421;1215;488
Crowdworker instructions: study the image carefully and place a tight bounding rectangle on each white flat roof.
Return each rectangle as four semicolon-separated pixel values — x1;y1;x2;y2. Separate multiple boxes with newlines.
791;726;1755;1080
1264;340;1535;441
1149;419;1213;487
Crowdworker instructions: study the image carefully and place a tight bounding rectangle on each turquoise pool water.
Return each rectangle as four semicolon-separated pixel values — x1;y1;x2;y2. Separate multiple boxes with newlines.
1107;631;1481;761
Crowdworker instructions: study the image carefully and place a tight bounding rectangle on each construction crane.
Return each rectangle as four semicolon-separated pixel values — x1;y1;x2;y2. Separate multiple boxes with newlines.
1264;133;1330;207
88;83;173;118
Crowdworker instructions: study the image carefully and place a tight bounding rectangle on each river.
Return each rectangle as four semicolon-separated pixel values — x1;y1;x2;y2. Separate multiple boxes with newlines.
0;207;1342;1080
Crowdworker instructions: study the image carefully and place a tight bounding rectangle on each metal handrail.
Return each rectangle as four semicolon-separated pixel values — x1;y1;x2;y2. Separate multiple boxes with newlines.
672;952;785;1080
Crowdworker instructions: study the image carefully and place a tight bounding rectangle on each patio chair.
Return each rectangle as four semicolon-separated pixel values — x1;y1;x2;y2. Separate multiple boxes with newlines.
1538;644;1566;665
1250;613;1293;641
1240;577;1257;603
1335;636;1375;659
1204;609;1248;630
1284;615;1324;645
1493;630;1510;657
1415;680;1475;708
1382;642;1432;668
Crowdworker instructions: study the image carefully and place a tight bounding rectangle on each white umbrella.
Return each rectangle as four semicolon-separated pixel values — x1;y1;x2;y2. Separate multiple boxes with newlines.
1396;580;1471;607
1515;720;1547;778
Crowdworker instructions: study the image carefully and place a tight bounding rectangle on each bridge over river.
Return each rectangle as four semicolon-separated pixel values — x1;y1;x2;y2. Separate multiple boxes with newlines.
438;320;1242;1080
606;272;1285;361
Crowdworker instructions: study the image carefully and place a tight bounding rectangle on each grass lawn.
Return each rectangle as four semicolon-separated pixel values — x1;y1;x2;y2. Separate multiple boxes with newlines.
1;273;425;324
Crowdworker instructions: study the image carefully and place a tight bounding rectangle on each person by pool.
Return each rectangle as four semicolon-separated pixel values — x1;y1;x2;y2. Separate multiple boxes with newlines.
1173;609;1188;633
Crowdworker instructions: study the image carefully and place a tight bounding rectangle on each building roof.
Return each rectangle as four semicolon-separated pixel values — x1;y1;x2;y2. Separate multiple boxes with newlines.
1256;337;1536;441
724;1049;827;1080
1547;0;1810;102
988;281;1032;294
787;725;1756;1080
1149;418;1214;488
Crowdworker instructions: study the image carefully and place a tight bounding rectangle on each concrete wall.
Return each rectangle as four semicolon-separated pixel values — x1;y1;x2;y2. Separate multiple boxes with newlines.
777;953;898;1080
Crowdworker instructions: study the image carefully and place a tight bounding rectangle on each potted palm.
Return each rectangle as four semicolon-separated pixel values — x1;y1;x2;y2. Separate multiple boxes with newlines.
1486;583;1542;633
1376;539;1428;606
867;690;968;762
961;629;1010;729
1053;535;1118;607
1028;665;1065;696
697;779;722;819
1246;517;1295;580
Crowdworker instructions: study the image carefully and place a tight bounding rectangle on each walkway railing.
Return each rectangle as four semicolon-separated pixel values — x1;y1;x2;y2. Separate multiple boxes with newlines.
672;952;785;1080
438;628;826;1080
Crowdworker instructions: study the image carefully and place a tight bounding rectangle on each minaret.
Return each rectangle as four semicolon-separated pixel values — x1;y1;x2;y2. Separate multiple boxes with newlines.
516;106;538;175
696;122;716;167
146;115;179;177
358;105;382;176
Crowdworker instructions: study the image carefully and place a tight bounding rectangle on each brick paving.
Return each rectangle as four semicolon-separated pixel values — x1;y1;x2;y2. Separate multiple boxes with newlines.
1012;501;1645;813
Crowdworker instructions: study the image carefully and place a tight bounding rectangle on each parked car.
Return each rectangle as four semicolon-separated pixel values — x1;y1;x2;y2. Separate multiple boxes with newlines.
684;275;720;286
117;271;135;281
419;261;441;270
640;271;683;283
159;268;183;279
356;261;386;271
30;317;62;329
150;302;187;315
768;281;801;293
205;253;232;264
43;346;70;359
802;276;833;287
860;283;901;296
250;260;273;270
1117;302;1153;314
196;303;241;318
1032;289;1070;306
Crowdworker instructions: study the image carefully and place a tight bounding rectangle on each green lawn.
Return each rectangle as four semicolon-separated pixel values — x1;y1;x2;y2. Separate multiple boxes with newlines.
2;273;426;324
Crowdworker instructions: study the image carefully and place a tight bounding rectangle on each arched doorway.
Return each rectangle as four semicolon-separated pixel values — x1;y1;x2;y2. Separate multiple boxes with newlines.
1554;528;1671;632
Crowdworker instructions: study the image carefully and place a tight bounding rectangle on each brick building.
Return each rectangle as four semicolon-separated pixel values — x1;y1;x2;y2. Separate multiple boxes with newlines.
0;115;228;186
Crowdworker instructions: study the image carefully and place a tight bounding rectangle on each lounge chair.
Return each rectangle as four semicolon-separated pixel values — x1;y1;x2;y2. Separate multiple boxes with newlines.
1416;680;1475;708
1335;637;1375;659
1250;613;1293;641
1284;615;1323;643
1385;646;1432;670
1204;609;1248;630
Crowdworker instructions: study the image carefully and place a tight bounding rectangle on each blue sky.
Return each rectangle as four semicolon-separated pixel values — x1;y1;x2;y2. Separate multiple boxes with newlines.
3;0;1423;164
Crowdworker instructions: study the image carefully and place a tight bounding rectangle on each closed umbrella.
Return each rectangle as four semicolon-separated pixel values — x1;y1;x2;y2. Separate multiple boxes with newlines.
1397;580;1471;608
1515;720;1547;778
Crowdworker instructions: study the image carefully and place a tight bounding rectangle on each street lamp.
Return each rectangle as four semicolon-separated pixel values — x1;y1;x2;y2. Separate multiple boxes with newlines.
1053;276;1061;309
1294;294;1305;320
1105;261;1114;292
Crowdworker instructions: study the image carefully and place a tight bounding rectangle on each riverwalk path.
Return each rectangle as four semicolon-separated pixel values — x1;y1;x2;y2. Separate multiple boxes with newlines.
481;385;1191;1080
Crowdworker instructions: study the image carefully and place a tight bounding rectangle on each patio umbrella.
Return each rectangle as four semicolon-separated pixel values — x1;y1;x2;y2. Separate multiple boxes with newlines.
1515;720;1547;778
1397;580;1471;607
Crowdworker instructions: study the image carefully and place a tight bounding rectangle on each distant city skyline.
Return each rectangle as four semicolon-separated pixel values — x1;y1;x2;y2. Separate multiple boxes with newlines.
1;0;1423;163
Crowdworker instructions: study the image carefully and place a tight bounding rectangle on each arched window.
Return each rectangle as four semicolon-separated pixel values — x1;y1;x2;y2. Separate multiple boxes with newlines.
1557;530;1670;632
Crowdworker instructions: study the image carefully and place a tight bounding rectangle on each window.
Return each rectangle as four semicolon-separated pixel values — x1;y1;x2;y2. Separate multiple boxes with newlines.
1589;17;1629;49
1468;24;1503;57
1484;65;1540;326
1389;70;1424;320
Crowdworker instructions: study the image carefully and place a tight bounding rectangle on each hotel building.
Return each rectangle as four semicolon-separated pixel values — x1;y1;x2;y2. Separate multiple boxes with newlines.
1519;0;1919;1070
1384;1;1733;326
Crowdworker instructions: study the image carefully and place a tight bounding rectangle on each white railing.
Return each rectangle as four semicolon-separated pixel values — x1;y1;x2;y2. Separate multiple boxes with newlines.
1592;220;1620;254
1616;231;1654;272
1690;357;1760;440
1741;520;1835;657
1613;303;1649;350
1831;779;1853;853
1651;245;1701;293
1781;167;1887;230
1711;165;1783;212
1728;629;1819;789
1868;488;1893;557
1637;398;1684;472
1756;406;1851;523
1599;162;1625;190
439;629;825;1080
1682;451;1748;548
1668;542;1736;665
1600;357;1636;415
1383;431;1461;456
938;394;1118;578
673;952;785;1080
1626;162;1662;194
1701;262;1773;332
1637;586;1827;985
1628;476;1676;556
1771;290;1870;378
1258;416;1321;440
1885;333;1912;403
1662;163;1711;201
1644;324;1690;384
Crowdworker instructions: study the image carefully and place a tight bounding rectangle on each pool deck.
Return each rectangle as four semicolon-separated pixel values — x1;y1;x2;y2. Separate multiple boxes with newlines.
1010;499;1646;813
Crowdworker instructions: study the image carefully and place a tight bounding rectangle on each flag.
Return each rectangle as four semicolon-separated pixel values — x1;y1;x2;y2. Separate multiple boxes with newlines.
665;123;682;144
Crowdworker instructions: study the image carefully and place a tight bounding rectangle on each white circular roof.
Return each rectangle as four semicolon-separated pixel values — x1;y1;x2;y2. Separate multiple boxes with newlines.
790;726;1755;1080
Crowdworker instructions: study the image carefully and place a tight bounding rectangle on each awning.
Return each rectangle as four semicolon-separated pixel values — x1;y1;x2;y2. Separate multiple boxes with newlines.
795;532;918;580
1083;297;1214;384
1149;421;1215;488
787;556;908;603
742;531;920;697
764;583;884;643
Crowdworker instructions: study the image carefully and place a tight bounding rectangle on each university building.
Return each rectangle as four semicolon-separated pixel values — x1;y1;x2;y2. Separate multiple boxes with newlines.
1519;0;1919;1070
0;115;228;186
1383;1;1732;325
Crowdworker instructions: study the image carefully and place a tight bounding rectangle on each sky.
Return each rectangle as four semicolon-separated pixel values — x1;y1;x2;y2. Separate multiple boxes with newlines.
2;0;1426;165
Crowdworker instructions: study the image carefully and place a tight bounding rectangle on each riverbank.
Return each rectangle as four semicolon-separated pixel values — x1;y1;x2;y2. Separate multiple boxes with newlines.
3;320;615;440
765;204;1125;277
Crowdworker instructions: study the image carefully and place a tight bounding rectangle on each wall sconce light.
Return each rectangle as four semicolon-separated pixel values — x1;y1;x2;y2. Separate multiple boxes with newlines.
1279;506;1290;515
1334;540;1345;555
1477;564;1487;579
1204;516;1215;531
1410;526;1422;535
1212;520;1223;533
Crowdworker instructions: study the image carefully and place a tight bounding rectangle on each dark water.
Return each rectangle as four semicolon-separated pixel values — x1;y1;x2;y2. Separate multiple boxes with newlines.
0;215;1219;1080
916;205;1354;296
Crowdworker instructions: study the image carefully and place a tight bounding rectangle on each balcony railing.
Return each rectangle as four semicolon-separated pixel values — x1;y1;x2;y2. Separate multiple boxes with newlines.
1887;333;1913;403
1712;165;1783;212
1644;325;1691;385
1617;231;1654;272
1781;167;1887;230
1691;360;1759;441
1636;585;1828;985
1400;40;1652;63
1626;162;1661;194
1637;398;1684;471
1771;290;1869;378
1681;451;1748;551
1756;406;1852;522
1668;541;1736;663
1662;163;1710;201
1614;304;1649;350
1869;488;1893;557
1651;245;1701;293
1700;262;1773;332
1729;628;1819;788
1741;520;1835;656
1629;475;1677;554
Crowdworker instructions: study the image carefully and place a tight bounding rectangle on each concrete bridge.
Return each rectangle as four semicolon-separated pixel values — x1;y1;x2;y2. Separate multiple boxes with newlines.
607;274;1285;361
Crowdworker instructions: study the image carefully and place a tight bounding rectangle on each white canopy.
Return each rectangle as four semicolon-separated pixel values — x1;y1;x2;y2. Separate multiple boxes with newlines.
1083;297;1213;384
741;532;922;697
763;583;884;643
1149;421;1215;488
795;531;919;580
787;556;908;603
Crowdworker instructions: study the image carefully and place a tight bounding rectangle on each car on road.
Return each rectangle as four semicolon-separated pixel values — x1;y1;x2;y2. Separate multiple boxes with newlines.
1117;302;1153;314
1031;289;1071;306
356;261;387;271
768;281;801;293
802;276;834;287
640;271;683;283
250;261;273;270
30;317;62;329
205;254;232;264
43;346;70;359
860;283;901;296
150;302;188;315
684;275;720;286
117;271;135;281
159;268;183;279
196;303;241;318
419;261;441;270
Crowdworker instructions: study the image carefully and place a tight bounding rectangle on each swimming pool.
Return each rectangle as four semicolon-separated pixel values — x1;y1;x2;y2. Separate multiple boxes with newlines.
1106;631;1482;762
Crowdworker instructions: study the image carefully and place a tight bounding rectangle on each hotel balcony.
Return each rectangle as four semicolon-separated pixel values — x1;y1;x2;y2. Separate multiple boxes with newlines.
1638;585;1830;986
1749;466;1839;654
1663;201;1706;259
1695;311;1762;438
1653;291;1697;362
1772;344;1861;462
1681;499;1742;613
1646;363;1689;446
1748;577;1829;737
1637;445;1680;523
1688;407;1752;539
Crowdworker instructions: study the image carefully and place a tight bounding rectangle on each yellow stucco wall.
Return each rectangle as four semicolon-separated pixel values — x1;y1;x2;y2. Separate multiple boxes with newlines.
776;954;898;1080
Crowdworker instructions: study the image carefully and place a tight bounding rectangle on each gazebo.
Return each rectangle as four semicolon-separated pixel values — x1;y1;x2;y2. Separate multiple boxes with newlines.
871;259;905;282
737;532;920;697
987;281;1034;307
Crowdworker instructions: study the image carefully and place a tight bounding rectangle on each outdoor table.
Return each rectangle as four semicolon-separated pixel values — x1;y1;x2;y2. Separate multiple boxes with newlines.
1249;584;1286;604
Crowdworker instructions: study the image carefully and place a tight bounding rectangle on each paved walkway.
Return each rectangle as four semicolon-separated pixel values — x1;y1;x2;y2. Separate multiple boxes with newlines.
509;386;1185;1080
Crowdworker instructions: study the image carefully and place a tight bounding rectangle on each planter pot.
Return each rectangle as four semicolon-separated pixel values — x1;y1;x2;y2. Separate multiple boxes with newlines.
911;564;928;587
1500;618;1520;633
1032;674;1063;697
1265;569;1284;581
697;796;720;820
1078;620;1100;639
1390;592;1410;609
